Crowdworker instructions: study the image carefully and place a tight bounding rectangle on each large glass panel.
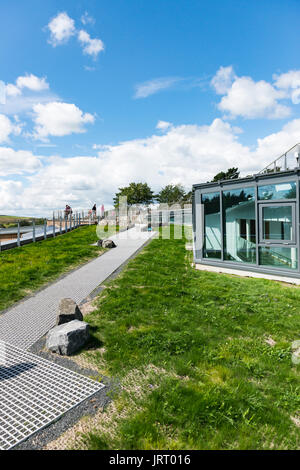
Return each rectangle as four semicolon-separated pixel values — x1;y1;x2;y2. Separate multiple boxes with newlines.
202;192;221;259
223;187;256;264
259;246;298;270
262;205;293;241
258;181;296;200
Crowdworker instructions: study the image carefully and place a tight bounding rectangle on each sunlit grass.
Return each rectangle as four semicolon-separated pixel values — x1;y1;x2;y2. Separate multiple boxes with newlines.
78;226;300;450
0;225;102;311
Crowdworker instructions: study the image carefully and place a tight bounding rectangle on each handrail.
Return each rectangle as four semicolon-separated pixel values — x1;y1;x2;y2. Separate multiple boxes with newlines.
259;143;300;174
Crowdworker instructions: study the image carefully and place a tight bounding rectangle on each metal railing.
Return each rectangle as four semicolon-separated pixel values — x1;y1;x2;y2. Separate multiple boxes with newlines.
259;143;300;174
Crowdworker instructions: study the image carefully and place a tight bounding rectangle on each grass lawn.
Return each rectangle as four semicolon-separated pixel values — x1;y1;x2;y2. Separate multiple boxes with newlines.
62;226;300;450
0;225;103;312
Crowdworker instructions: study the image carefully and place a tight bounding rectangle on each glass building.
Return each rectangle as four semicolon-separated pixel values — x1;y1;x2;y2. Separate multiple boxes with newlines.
192;146;300;277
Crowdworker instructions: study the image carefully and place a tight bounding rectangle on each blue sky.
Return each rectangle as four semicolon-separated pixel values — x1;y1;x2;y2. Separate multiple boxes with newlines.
1;0;300;215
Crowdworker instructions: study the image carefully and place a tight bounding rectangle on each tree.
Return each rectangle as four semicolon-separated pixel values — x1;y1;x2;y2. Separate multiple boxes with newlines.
113;182;155;207
211;167;240;182
156;184;186;205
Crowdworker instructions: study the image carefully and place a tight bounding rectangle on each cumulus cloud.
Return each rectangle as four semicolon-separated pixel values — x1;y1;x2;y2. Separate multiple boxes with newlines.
156;120;172;131
134;77;181;99
0;114;21;143
3;115;300;215
16;74;49;91
78;30;104;58
274;70;300;104
0;80;5;104
32;101;95;140
46;12;104;59
0;147;42;176
212;66;291;119
47;12;76;46
211;65;236;94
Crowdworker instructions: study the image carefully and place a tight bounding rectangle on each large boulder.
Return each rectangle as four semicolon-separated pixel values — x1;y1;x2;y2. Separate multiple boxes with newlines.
102;239;116;248
46;320;90;355
56;298;83;325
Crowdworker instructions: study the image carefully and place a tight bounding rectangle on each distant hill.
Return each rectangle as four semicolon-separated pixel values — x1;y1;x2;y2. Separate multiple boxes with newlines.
0;215;43;228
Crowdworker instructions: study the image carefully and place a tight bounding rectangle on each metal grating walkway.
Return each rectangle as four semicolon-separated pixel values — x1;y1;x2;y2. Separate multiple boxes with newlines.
0;341;104;450
0;226;156;350
0;226;156;449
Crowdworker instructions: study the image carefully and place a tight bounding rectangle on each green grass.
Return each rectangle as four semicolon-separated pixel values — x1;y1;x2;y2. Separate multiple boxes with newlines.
78;227;300;450
0;225;103;311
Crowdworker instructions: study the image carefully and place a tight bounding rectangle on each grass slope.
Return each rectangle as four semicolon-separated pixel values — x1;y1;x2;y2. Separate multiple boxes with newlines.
75;227;300;450
0;225;102;312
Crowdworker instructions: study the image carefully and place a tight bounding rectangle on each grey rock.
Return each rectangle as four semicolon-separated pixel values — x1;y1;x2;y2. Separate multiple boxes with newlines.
56;297;83;325
97;239;103;247
46;320;90;355
102;239;116;248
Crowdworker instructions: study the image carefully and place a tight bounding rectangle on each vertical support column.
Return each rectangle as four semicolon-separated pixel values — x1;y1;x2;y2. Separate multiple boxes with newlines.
33;219;36;242
255;184;259;266
220;186;224;261
17;221;21;247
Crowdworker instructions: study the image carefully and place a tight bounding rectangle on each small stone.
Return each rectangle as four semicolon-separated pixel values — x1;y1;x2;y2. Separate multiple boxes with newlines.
56;298;83;325
46;320;90;355
102;239;116;248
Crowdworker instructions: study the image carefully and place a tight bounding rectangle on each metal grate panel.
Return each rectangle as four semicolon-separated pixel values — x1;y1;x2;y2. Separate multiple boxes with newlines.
0;342;104;450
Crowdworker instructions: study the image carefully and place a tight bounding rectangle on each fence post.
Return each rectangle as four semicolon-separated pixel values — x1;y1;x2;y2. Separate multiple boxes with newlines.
33;219;36;242
44;219;47;239
17;221;21;247
53;213;55;237
65;214;67;233
60;215;62;234
69;214;72;231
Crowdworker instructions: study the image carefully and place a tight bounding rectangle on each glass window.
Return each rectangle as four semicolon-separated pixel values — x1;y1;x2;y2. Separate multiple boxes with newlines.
223;187;256;264
259;246;298;270
202;192;221;259
258;182;296;200
262;205;293;242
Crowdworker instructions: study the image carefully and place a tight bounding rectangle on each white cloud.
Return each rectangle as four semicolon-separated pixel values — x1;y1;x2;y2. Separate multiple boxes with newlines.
274;70;300;104
0;80;6;104
3;115;300;215
32;101;95;140
78;30;104;58
211;65;236;94
0;114;21;143
47;12;76;46
0;147;42;175
81;12;95;25
16;74;49;91
212;66;291;119
134;77;181;99
156;120;172;131
5;83;21;97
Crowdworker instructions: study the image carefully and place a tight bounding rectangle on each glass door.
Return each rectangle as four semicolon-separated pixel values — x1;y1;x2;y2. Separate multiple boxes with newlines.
258;202;297;270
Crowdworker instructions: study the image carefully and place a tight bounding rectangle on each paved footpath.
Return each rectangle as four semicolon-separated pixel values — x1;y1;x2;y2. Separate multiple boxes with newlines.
0;226;156;350
0;225;156;450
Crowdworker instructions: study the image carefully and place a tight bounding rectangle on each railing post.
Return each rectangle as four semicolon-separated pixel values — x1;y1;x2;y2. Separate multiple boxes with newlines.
44;219;47;239
60;215;62;235
53;212;55;238
33;219;36;242
65;214;67;233
17;221;20;247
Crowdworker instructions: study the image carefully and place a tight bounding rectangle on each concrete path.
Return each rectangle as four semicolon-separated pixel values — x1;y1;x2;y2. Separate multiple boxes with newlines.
0;226;156;350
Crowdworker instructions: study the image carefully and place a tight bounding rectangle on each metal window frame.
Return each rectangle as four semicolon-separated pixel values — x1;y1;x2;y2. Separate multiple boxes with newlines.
193;172;300;278
258;202;296;245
